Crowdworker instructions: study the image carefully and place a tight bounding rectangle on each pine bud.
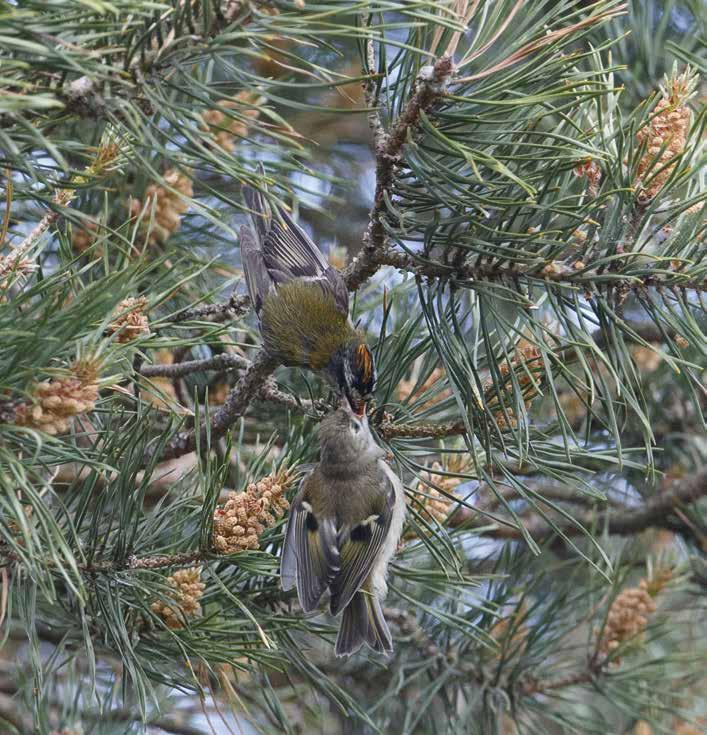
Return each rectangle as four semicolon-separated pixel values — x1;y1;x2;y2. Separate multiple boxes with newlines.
151;567;205;629
107;296;150;343
212;470;291;554
15;359;100;436
0;249;36;290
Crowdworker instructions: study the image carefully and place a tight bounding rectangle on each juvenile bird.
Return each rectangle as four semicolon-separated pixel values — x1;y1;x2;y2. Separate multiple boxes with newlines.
240;181;376;414
281;401;405;656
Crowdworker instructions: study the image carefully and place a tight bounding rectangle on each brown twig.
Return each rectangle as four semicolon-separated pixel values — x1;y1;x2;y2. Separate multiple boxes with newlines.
165;293;251;324
344;246;707;294
156;350;278;461
344;56;455;291
378;418;466;440
82;550;205;574
139;352;250;379
451;468;707;540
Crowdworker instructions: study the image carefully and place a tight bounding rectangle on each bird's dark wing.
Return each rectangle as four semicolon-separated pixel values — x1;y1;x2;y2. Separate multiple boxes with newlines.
329;474;395;616
280;474;340;612
242;182;349;316
240;224;272;315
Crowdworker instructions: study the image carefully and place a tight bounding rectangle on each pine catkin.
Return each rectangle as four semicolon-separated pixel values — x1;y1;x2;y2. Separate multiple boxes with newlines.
633;722;652;735
140;349;178;411
413;462;455;525
71;222;98;254
599;569;671;660
675;722;704;735
108;296;150;343
201;91;265;153
574;157;602;198
635;66;697;201
396;367;450;410
212;471;291;554
489;603;529;660
486;341;543;431
129;168;193;246
15;359;100;436
407;454;468;537
150;567;205;629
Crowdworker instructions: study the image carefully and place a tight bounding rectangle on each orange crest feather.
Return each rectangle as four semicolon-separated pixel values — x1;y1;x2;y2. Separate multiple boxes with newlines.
355;344;373;385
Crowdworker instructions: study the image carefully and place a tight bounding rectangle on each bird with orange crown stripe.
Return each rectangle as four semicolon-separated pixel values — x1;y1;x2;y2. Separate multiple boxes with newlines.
239;176;376;416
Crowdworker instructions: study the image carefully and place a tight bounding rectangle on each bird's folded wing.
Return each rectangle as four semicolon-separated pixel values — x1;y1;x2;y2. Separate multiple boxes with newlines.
281;477;340;612
240;224;272;315
329;478;395;616
242;180;349;315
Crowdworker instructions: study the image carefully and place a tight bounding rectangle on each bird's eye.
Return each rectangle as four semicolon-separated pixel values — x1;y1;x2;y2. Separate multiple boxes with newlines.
349;421;360;433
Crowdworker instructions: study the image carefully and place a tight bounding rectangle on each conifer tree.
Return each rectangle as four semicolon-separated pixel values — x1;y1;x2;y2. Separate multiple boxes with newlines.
0;0;704;732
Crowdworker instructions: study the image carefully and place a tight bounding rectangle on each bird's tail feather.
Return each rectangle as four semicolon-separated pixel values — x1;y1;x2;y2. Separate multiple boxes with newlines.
335;589;392;657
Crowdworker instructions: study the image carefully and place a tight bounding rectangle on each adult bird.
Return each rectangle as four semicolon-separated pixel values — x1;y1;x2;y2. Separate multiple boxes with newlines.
240;179;376;414
281;400;406;656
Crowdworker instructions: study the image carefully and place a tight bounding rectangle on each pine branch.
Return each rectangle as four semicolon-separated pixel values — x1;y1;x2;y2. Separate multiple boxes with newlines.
139;352;250;379
451;468;707;540
156;350;278;461
345;247;707;294
344;56;455;291
379;417;466;440
83;550;205;574
257;379;326;417
518;668;596;697
164;293;251;324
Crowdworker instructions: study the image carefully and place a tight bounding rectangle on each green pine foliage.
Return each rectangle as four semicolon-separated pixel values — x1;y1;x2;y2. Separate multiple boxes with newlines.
0;0;705;733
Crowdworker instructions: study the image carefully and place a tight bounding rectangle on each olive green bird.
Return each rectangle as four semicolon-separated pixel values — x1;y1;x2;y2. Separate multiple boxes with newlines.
281;401;406;656
240;182;376;414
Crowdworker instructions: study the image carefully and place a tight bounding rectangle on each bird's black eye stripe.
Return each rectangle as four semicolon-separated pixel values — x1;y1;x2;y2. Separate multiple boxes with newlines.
305;512;319;532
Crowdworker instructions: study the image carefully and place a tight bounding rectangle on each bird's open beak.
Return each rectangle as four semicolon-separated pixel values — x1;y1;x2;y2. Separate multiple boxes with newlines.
340;396;366;417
